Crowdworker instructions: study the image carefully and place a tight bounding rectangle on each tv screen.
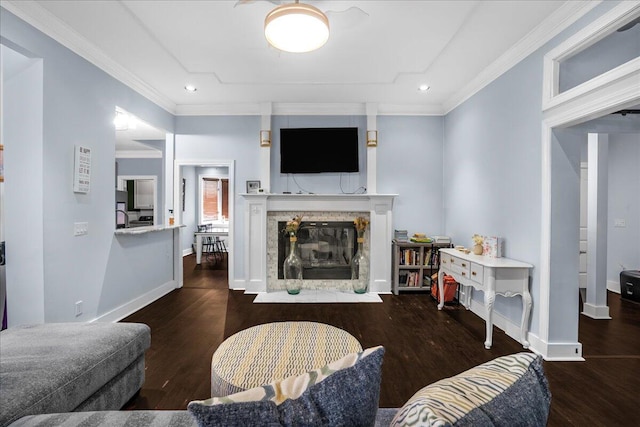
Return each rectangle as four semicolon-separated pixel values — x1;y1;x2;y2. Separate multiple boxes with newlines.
280;127;359;173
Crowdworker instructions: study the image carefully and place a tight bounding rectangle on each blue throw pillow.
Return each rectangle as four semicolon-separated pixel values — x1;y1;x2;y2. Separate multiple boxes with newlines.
391;352;551;427
188;346;385;427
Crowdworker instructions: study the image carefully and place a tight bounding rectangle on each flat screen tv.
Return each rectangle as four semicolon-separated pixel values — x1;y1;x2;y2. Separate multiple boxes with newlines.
280;127;359;173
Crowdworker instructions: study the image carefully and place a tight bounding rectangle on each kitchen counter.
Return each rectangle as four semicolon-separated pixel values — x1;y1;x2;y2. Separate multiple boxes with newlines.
114;224;185;236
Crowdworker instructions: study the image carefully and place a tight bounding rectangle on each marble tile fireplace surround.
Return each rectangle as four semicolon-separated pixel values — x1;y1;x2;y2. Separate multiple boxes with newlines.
242;194;396;294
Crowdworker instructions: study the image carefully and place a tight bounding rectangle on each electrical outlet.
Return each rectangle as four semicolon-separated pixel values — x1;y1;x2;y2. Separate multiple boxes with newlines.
75;301;83;317
74;222;89;236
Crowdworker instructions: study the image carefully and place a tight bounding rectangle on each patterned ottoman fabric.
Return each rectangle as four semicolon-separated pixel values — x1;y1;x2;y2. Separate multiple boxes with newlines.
210;321;363;397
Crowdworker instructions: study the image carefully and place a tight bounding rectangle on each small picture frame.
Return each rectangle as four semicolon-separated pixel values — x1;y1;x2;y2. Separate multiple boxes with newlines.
260;130;271;147
246;180;261;193
366;130;378;147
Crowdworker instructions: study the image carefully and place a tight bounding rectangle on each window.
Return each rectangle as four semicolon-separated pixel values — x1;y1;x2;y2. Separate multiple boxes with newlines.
201;177;228;223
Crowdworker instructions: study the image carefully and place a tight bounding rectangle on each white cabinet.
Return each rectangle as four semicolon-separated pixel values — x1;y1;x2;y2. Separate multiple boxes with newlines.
134;179;154;209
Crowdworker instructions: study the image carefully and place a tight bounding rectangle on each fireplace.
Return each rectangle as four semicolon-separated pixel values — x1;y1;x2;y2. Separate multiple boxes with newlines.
240;193;396;294
278;221;357;280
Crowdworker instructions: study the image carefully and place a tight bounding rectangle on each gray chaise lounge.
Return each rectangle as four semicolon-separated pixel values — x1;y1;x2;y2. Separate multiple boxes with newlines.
0;322;150;426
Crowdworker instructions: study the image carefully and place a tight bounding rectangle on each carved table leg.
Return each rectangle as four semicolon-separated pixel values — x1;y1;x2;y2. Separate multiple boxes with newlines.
521;290;532;349
484;270;496;349
437;269;445;310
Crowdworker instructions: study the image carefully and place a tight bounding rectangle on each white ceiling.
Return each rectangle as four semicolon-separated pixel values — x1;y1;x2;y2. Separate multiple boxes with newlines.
3;0;595;116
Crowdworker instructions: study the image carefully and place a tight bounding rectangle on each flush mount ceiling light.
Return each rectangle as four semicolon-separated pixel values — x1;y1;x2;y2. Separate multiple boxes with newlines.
184;84;197;92
418;84;430;92
264;0;329;53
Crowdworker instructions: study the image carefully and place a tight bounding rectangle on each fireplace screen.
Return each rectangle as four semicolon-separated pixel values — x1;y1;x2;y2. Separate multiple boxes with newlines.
278;221;357;280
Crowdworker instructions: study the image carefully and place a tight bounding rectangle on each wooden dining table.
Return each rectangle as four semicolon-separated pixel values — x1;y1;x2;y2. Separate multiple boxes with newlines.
194;228;229;264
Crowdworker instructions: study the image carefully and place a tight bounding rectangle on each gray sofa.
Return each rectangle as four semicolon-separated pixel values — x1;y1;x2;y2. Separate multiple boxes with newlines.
2;323;550;427
8;409;400;426
0;322;150;426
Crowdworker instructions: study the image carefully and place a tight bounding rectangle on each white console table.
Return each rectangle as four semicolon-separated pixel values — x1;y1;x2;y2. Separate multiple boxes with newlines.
437;248;533;350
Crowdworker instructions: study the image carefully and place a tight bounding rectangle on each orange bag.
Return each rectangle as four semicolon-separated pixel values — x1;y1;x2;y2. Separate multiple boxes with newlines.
431;274;458;303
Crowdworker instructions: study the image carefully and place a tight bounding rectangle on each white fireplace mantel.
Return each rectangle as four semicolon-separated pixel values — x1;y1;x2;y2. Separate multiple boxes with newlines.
241;193;398;294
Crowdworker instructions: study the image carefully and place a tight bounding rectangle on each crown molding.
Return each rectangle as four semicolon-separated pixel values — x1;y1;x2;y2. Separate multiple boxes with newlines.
443;0;601;114
377;103;444;116
175;102;445;116
175;103;263;116
116;150;163;159
542;1;640;110
2;0;177;114
272;103;365;116
2;0;601;119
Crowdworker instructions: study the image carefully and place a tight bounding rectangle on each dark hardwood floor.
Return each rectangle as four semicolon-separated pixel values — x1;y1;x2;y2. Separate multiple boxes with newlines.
123;254;640;425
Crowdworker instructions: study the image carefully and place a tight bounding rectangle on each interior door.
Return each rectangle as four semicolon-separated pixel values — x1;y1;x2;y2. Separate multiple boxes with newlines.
579;162;587;301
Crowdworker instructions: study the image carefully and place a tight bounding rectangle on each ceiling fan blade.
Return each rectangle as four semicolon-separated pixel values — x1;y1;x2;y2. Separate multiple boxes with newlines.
234;0;282;7
325;6;369;29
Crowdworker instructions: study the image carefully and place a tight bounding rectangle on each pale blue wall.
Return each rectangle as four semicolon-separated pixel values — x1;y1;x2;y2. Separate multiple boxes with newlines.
174;116;259;283
176;115;446;285
552;126;639;288
1;7;176;323
559;21;640;93
443;0;623;341
607;134;640;279
444;51;543;330
2;0;632;346
270;116;367;194
377;116;445;237
2;46;44;326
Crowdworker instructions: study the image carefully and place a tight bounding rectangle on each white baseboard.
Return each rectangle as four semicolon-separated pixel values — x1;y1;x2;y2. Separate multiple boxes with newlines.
466;297;525;345
582;302;611;319
182;248;194;257
464;291;587;361
607;279;620;294
527;333;584;361
91;280;177;323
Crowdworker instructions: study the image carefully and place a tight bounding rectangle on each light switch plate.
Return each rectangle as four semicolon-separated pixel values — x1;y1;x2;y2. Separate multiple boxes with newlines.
614;219;626;228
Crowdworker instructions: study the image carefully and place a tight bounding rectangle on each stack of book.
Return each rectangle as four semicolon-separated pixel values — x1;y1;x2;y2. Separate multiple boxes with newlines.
410;233;432;243
394;229;409;242
432;235;451;244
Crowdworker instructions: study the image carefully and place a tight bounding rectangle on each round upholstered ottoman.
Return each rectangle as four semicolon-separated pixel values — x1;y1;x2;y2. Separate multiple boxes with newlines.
210;321;362;397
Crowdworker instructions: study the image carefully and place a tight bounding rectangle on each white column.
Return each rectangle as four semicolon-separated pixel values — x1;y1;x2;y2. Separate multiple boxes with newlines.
583;133;610;319
260;102;272;192
369;195;394;293
244;195;268;292
366;103;377;194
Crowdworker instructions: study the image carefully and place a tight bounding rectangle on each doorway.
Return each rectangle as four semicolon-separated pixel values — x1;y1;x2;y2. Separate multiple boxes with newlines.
174;160;235;290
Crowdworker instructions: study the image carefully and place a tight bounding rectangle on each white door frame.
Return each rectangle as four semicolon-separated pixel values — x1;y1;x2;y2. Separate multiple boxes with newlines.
537;2;640;360
174;159;235;289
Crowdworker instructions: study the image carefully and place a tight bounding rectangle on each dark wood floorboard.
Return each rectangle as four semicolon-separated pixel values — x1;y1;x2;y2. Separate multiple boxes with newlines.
123;257;640;425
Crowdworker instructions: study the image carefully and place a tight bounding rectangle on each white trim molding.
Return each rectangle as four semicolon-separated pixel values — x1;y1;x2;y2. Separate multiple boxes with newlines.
2;0;177;114
542;1;640;111
91;280;177;323
527;334;584;362
115;150;163;159
444;0;599;114
174;158;236;291
240;193;397;294
539;0;640;362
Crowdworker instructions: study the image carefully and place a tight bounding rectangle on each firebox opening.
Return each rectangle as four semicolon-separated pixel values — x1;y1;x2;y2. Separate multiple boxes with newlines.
278;221;357;280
